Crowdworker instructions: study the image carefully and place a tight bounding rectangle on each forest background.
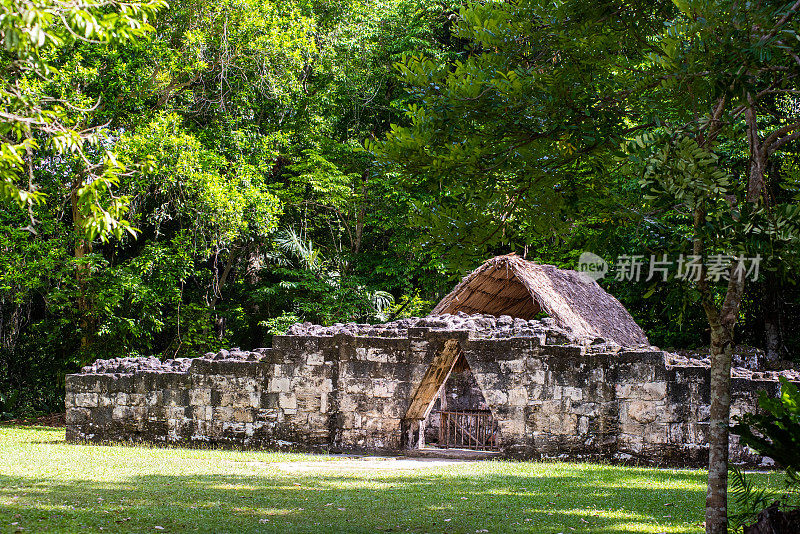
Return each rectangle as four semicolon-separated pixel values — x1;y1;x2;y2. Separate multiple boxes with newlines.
1;0;799;418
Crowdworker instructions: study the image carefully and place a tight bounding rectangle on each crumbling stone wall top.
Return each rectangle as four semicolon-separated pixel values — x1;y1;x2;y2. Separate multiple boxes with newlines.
665;352;800;382
285;313;587;343
81;349;270;375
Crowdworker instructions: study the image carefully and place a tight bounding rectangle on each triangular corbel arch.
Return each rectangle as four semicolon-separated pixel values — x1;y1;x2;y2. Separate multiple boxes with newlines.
405;339;464;421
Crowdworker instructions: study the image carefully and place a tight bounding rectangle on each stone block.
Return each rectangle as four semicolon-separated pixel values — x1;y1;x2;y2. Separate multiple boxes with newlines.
260;392;279;408
661;402;688;423
127;393;146;406
615;381;667;401
168;406;187;420
483;389;508;406
578;416;589;435
337;396;358;413
234;408;254;423
626;401;659;424
268;377;291;393
213;406;234;422
569;402;598;417
257;408;279;421
372;379;398;398
190;388;211;406
344;380;369;394
193;406;212;421
499;359;524;374
66;407;91;425
306;352;325;366
530;369;547;385
619;433;644;453
549;413;577;435
218;391;236;406
163;389;189;407
667;422;690;444
619;418;646;437
508;387;528;406
307;412;328;429
74;393;99;408
145;391;163;406
112;406;132;421
643;423;670;445
279;393;297;410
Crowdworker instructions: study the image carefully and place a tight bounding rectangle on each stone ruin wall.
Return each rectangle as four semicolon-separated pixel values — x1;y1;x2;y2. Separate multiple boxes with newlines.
66;314;797;466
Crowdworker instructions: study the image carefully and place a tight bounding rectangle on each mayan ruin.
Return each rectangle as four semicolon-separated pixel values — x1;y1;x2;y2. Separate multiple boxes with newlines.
65;255;797;466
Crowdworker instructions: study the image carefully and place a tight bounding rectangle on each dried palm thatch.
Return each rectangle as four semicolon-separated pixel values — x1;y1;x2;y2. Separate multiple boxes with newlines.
431;254;650;347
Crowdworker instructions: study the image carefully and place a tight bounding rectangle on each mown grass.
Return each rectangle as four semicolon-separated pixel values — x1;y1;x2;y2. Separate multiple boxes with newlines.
0;426;782;533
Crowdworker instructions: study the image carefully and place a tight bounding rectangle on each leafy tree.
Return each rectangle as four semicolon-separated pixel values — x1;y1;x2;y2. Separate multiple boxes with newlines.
631;3;800;531
368;0;675;271
1;0;454;414
372;2;800;532
1;0;165;236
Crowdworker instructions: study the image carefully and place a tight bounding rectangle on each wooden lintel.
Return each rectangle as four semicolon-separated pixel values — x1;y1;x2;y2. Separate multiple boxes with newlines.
404;339;462;420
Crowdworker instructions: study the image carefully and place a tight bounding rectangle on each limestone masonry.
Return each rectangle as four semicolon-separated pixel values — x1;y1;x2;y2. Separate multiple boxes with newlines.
66;314;797;465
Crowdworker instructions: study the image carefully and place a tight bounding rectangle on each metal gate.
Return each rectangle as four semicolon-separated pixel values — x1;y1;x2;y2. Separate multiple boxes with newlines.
439;410;498;450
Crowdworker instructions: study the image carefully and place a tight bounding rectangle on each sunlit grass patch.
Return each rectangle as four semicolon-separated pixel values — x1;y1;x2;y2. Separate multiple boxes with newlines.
0;426;784;533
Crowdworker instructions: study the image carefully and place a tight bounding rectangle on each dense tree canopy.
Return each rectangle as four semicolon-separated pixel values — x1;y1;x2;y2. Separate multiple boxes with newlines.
370;2;800;531
2;1;800;530
2;5;800;526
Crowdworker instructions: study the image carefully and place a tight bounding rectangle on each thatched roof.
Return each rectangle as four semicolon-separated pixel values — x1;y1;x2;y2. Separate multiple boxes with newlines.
431;254;650;347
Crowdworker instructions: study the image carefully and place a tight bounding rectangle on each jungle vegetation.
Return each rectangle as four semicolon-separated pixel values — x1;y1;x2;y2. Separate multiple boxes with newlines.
2;2;800;531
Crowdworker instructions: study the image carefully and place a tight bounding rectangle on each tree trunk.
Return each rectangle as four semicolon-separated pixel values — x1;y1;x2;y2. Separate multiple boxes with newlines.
703;97;764;534
352;175;368;256
71;183;93;352
762;159;783;366
206;246;241;341
762;275;783;366
705;322;735;534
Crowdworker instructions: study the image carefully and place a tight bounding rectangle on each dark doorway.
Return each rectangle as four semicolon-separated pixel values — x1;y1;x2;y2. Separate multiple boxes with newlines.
424;354;499;450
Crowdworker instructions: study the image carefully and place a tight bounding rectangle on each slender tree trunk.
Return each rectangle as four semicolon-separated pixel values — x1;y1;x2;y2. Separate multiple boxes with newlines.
703;97;766;534
762;275;783;366
705;321;735;534
702;266;746;534
71;181;93;352
763;160;783;366
205;246;241;341
352;176;368;256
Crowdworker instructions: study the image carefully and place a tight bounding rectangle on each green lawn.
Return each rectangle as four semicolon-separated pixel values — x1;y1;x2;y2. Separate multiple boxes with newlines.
0;426;781;533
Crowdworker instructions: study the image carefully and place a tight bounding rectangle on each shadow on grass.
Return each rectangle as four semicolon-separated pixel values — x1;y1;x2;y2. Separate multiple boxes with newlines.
0;467;707;534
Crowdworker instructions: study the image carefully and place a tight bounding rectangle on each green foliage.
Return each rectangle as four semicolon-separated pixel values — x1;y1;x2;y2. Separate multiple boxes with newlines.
268;227;397;325
389;293;434;320
0;388;19;419
728;465;783;532
2;0;456;416
729;379;800;530
733;378;800;475
3;0;800;421
0;0;166;239
260;312;300;337
368;0;675;271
